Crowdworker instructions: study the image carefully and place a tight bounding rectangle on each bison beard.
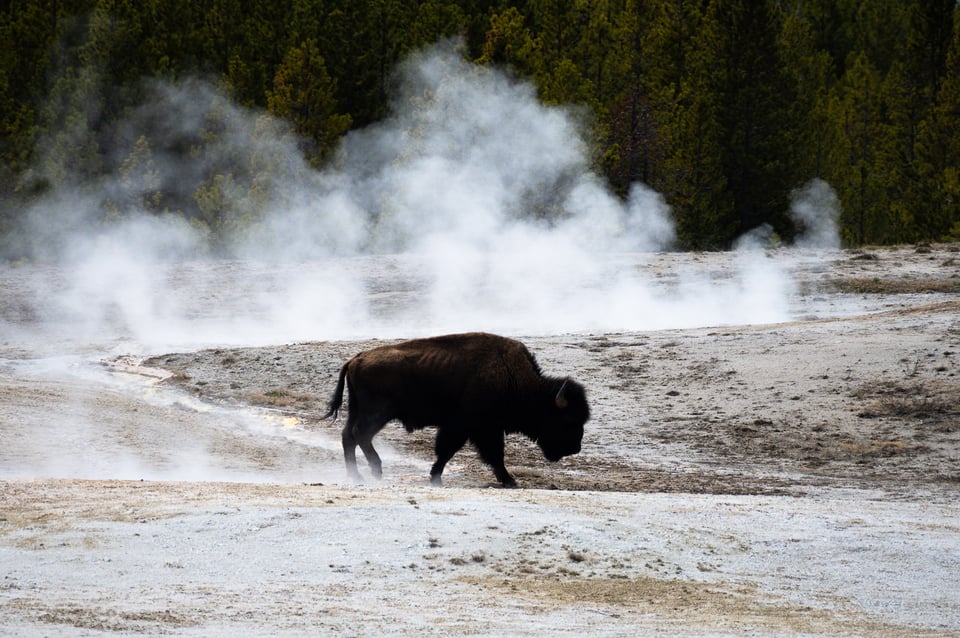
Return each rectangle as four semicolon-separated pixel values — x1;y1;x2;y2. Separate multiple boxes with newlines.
323;332;589;487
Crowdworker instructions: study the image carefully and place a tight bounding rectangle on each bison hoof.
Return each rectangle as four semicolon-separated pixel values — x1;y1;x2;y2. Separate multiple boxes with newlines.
430;474;443;487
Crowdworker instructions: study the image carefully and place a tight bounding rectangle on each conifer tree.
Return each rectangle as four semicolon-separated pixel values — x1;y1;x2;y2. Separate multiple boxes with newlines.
267;39;352;167
601;0;663;193
659;2;734;248
918;5;960;240
778;5;834;183
826;52;885;245
711;0;796;238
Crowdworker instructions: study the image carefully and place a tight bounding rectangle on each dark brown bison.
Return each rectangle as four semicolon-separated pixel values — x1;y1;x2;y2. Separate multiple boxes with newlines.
323;332;589;487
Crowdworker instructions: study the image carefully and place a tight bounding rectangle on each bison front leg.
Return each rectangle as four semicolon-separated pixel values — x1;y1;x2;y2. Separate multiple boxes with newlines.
472;431;517;488
430;427;469;486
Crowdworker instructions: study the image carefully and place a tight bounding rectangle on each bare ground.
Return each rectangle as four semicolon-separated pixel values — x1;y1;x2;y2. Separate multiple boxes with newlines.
142;288;960;497
2;243;960;636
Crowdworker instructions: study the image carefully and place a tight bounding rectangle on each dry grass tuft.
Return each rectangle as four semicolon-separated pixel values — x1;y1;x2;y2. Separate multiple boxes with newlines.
828;278;960;295
853;380;957;420
245;388;319;409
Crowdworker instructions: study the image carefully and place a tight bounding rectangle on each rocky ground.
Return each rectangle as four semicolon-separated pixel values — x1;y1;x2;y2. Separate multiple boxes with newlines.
142;244;960;498
2;243;959;636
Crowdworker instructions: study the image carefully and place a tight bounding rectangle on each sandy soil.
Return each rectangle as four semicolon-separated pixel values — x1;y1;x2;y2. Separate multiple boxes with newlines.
2;243;960;636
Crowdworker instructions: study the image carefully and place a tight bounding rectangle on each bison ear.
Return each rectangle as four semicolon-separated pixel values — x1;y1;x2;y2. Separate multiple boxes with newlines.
555;379;569;409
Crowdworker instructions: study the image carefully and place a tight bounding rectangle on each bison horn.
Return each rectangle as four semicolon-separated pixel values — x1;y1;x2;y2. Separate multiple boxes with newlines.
555;380;569;409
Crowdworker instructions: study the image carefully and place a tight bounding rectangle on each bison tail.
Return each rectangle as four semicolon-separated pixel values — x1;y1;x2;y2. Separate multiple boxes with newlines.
322;363;348;420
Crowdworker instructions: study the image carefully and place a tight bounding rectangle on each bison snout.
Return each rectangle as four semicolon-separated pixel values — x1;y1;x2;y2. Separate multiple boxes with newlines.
544;443;580;462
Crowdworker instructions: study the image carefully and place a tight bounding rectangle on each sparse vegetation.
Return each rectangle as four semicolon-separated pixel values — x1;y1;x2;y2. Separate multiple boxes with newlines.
853;380;959;426
245;388;318;409
828;278;960;295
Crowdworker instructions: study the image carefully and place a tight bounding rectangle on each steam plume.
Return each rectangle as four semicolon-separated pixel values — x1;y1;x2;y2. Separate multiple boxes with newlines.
9;40;798;350
790;178;841;249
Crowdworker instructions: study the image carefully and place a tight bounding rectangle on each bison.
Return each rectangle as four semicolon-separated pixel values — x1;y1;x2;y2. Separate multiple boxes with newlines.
323;332;589;487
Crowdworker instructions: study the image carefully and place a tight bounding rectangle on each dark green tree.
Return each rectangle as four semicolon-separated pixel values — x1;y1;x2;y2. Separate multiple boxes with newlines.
708;0;796;239
477;5;535;70
892;0;957;241
267;39;352;167
917;5;960;240
658;2;734;248
643;0;701;101
601;0;664;193
778;4;835;181
410;1;467;46
826;51;885;245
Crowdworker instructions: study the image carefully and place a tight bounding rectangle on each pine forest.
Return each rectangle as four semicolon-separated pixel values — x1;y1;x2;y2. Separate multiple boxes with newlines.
2;0;959;254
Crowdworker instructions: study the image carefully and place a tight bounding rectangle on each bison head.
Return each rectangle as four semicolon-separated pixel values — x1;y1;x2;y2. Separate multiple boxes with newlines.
537;378;588;462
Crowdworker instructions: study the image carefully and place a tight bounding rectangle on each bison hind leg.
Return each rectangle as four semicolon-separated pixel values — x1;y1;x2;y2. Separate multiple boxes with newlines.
430;427;469;487
357;433;382;480
342;412;388;481
341;427;382;481
341;424;364;482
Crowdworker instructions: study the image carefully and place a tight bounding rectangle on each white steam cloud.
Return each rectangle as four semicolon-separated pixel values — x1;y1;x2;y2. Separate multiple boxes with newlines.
8;40;809;352
2;40;836;483
790;178;841;250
